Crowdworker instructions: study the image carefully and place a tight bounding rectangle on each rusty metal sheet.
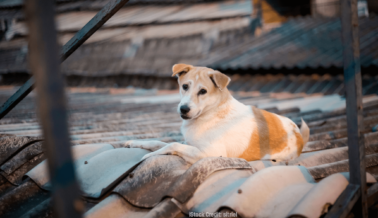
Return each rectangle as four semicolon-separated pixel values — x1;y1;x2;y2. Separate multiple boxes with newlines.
220;166;315;218
0;135;42;166
26;143;114;190
114;156;251;208
76;148;149;198
113;155;191;208
1;141;43;175
1;153;45;185
85;194;150;218
0;179;49;218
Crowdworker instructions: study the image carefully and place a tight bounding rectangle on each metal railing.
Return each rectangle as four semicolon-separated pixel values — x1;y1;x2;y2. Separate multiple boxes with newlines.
0;0;374;217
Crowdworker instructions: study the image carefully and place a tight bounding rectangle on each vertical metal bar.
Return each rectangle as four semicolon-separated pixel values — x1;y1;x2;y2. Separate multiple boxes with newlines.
341;0;368;216
0;0;130;119
25;1;82;218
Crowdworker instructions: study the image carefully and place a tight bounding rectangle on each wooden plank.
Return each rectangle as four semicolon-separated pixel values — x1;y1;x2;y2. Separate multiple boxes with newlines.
25;1;82;217
340;0;368;216
325;184;360;218
0;0;130;119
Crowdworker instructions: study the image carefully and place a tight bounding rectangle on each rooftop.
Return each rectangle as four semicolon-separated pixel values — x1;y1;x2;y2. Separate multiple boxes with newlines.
0;87;378;217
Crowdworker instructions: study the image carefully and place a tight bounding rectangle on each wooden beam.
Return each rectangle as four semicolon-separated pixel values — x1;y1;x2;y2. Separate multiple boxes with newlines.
25;1;82;217
0;0;130;119
340;0;368;216
325;184;360;218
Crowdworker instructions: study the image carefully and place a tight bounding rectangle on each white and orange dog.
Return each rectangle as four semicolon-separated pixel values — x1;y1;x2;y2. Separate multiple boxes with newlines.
125;64;309;164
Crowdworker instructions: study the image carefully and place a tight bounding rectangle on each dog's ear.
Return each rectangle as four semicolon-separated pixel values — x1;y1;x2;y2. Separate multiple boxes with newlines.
172;64;193;77
209;71;231;91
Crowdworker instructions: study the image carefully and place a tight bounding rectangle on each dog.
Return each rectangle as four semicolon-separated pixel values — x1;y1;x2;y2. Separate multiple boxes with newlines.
125;64;310;164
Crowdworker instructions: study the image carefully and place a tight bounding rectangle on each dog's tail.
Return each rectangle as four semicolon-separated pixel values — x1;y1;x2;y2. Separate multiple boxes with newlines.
300;118;310;146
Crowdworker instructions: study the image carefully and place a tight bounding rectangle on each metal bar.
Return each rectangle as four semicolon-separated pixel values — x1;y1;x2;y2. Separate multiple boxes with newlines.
25;1;82;218
341;0;368;217
61;0;130;61
325;184;360;218
0;77;34;119
0;0;130;119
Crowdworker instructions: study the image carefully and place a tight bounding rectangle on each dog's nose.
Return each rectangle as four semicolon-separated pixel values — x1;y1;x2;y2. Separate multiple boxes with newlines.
180;105;190;114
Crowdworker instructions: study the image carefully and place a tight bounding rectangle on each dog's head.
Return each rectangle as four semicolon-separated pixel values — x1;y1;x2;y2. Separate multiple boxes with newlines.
172;63;231;120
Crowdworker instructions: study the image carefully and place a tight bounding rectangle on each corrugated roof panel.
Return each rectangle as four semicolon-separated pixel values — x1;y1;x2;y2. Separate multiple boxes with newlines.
76;148;149;198
26;143;114;190
220;166;314;218
0;87;377;217
6;0;251;36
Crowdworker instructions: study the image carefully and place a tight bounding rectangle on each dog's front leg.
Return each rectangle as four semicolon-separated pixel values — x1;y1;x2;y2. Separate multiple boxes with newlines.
124;140;168;152
141;142;207;164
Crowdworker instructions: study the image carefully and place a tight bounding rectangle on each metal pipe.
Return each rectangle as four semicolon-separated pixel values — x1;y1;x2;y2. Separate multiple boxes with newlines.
326;0;368;217
25;1;82;217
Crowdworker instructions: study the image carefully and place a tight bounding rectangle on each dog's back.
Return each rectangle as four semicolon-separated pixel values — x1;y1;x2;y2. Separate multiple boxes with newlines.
238;106;309;161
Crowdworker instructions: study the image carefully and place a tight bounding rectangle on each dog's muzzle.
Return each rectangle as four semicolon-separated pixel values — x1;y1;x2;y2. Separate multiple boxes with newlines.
180;105;190;119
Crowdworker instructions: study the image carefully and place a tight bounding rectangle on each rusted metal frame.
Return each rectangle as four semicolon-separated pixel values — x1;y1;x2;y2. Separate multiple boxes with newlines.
0;0;130;119
326;0;368;217
325;184;360;218
25;1;82;217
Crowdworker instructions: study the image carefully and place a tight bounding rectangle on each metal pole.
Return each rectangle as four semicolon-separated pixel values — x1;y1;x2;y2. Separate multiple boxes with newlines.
0;0;130;119
25;1;82;218
341;0;368;216
325;0;367;217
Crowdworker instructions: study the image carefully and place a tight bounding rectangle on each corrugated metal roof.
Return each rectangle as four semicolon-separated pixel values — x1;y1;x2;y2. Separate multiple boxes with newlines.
0;0;226;9
5;16;377;76
1;2;377;76
5;0;251;36
200;16;378;69
0;86;378;217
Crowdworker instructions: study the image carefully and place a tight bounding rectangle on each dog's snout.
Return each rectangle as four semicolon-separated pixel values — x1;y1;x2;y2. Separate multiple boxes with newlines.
180;105;190;114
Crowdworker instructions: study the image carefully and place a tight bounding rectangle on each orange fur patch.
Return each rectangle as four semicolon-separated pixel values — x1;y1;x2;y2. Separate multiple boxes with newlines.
238;107;288;161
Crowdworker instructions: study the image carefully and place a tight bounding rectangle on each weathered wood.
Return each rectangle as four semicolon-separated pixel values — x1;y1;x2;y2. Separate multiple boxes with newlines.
25;1;82;217
325;184;360;218
340;0;368;216
0;0;130;119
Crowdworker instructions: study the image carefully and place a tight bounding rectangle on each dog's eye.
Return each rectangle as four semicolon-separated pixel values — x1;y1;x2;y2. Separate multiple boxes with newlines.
182;84;189;91
198;89;207;95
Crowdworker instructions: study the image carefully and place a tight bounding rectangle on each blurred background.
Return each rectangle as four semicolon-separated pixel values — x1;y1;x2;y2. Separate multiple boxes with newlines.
0;0;377;95
1;2;378;217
